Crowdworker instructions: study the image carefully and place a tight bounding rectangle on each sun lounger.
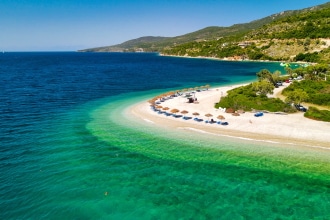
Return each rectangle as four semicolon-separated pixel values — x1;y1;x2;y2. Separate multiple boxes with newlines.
194;118;203;122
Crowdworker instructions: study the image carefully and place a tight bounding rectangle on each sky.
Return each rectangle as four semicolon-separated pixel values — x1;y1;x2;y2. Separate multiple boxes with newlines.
1;0;329;51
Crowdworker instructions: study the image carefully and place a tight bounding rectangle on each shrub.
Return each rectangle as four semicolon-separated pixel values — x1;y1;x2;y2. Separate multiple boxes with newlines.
304;107;330;122
215;84;293;112
282;80;330;106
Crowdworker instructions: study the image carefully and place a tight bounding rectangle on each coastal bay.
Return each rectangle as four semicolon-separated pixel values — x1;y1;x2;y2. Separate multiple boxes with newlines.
1;52;329;219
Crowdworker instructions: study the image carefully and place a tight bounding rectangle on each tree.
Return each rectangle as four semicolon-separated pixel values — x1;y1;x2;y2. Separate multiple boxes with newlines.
256;69;277;85
285;89;309;105
304;64;329;81
272;70;282;83
256;69;272;81
252;80;274;96
285;67;293;79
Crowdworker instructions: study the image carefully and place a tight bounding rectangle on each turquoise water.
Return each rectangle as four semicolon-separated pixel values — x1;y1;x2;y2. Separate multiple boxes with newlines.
1;52;329;219
77;93;330;219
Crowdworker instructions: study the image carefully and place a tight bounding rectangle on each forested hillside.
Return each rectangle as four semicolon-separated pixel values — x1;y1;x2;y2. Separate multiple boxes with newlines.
80;2;330;63
162;3;330;63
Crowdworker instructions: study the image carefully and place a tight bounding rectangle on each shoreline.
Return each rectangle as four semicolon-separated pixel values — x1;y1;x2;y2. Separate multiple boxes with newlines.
159;53;312;65
128;83;330;150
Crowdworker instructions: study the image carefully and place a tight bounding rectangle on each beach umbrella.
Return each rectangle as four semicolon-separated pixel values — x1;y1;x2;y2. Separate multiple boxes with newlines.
162;107;170;115
181;110;189;115
192;112;200;119
170;108;180;114
192;112;200;116
205;113;213;123
181;110;189;119
225;108;235;113
217;115;225;120
148;98;157;104
154;95;161;102
205;113;213;120
162;92;170;97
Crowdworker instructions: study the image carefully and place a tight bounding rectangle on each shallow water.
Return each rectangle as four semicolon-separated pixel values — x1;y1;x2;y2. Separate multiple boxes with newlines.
1;52;329;219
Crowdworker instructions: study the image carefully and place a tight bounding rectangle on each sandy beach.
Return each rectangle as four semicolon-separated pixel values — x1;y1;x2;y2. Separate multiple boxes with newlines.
129;83;330;150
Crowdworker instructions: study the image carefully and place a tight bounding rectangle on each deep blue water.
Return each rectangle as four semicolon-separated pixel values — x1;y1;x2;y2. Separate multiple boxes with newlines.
1;52;329;219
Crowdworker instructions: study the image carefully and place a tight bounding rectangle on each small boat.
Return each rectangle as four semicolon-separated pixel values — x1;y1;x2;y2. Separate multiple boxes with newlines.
280;63;291;67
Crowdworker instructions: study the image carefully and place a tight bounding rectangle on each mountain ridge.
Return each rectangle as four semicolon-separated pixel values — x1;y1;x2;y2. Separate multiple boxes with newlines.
79;1;330;61
78;7;304;52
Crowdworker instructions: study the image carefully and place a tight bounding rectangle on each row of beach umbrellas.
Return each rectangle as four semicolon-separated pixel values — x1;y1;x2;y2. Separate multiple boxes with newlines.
149;84;230;121
147;85;211;105
152;105;226;120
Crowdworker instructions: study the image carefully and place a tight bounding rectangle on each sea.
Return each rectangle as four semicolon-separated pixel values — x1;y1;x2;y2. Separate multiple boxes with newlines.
1;52;329;220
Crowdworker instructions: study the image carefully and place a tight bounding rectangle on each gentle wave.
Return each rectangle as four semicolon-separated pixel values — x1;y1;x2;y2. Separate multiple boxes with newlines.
143;118;155;124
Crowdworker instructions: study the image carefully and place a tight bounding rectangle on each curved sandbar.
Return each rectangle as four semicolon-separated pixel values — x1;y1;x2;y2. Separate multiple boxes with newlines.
129;84;330;150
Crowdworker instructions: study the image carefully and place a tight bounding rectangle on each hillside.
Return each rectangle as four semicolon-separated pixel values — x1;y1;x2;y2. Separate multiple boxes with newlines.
162;2;330;63
80;36;169;52
79;2;330;63
79;5;313;52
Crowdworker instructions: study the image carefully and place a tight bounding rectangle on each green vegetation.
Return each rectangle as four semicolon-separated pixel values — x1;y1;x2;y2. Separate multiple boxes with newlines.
162;2;330;62
256;69;283;85
216;64;330;121
80;2;330;62
291;63;330;81
284;89;309;105
282;80;330;106
80;1;330;121
248;9;330;40
215;84;293;113
304;107;330;122
294;52;320;63
251;80;274;96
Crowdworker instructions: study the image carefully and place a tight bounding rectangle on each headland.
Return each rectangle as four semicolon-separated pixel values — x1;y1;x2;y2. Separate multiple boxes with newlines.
129;83;330;150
